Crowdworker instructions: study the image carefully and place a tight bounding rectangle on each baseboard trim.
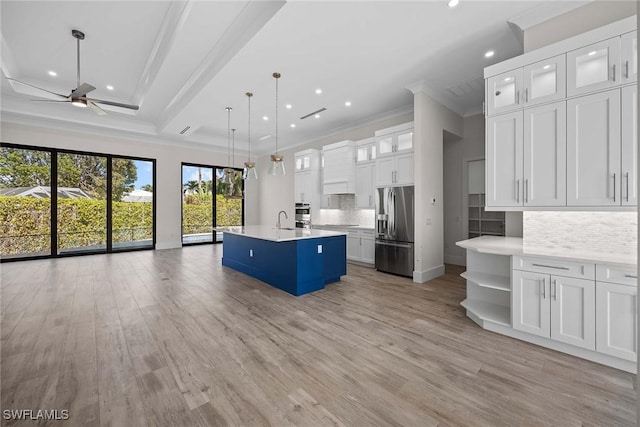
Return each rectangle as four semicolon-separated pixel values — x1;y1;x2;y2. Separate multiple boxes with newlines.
413;264;445;283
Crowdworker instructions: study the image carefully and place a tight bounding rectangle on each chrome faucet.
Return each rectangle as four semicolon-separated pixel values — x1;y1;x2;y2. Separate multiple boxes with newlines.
276;210;288;229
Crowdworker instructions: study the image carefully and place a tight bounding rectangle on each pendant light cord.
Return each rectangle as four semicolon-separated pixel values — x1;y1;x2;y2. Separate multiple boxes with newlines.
226;107;232;167
247;92;252;162
231;128;236;166
273;72;280;155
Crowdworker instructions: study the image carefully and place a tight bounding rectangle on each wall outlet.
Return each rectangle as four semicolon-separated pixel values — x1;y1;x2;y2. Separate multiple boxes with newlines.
317;245;323;254
249;249;253;257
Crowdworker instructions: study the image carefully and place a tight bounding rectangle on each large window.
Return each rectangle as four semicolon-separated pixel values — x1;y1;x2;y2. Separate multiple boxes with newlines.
0;147;52;259
182;163;244;245
0;143;155;261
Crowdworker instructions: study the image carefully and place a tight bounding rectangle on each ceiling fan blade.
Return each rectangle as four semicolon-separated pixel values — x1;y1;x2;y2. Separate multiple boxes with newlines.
7;78;68;99
86;98;139;110
71;82;96;98
31;99;70;103
88;101;107;116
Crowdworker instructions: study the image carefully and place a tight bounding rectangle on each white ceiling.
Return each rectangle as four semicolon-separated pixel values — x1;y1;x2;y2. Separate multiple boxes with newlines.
1;0;589;156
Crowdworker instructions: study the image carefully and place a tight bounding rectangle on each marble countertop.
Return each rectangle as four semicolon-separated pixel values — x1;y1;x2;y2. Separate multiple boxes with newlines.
313;224;376;230
215;225;347;242
456;236;637;268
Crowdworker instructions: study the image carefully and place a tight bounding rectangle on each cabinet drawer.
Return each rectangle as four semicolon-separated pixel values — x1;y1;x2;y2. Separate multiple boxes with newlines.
513;256;595;279
596;264;638;286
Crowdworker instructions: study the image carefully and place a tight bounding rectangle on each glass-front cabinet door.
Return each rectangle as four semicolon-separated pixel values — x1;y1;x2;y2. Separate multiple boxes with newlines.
376;135;394;156
621;31;637;83
567;37;620;96
486;68;523;115
523;54;566;107
396;130;413;152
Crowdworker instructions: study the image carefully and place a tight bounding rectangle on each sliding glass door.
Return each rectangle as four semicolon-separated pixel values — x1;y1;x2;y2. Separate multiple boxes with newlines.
0;143;155;261
112;158;154;250
182;165;214;244
182;163;244;245
0;146;52;259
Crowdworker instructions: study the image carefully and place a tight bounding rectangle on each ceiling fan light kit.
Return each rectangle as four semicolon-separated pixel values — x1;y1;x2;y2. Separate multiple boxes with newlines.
6;29;139;115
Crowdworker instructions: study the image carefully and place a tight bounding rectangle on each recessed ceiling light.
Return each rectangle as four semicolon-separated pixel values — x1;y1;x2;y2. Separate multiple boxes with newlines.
543;65;551;70
504;77;512;82
48;70;57;77
345;101;351;107
106;85;114;91
285;104;292;109
315;89;322;95
290;124;296;128
588;51;597;56
314;114;320;118
484;50;495;58
448;0;459;7
263;116;269;121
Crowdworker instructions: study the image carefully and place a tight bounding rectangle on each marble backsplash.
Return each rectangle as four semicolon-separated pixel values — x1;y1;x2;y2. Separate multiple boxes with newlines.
313;194;376;228
523;211;637;256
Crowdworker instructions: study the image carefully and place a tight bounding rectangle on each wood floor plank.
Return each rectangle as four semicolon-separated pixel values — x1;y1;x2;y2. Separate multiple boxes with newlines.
0;246;635;426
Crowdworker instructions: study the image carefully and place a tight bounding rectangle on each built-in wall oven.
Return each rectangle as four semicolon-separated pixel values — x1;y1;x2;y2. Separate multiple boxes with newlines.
295;203;311;229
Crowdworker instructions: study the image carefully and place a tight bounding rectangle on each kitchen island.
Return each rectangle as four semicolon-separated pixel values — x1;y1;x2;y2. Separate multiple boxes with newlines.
215;226;347;296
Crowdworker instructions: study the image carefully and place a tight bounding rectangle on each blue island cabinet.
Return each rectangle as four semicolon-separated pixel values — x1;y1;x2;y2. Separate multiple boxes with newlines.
221;233;346;296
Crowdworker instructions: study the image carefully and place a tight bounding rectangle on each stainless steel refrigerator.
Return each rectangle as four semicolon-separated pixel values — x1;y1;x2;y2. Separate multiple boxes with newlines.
375;186;415;277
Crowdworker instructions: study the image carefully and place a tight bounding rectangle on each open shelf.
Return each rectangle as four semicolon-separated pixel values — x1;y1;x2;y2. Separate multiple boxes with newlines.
460;299;510;327
461;271;510;292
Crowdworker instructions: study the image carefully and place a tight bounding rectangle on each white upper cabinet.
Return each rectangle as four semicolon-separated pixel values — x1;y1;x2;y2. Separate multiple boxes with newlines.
294;149;321;204
355;138;376;163
355;163;375;208
567;89;621;206
486;69;523;116
621;31;637;83
523;101;566;206
375;123;413;156
567;37;621;97
522;55;566;107
322;141;356;194
486;111;523;207
622;85;637;205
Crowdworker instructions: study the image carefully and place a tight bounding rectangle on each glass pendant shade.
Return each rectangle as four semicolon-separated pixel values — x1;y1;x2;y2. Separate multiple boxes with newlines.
268;154;285;176
243;161;258;180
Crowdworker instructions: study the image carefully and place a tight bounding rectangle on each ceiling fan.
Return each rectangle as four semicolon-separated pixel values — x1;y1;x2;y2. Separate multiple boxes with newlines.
7;29;139;115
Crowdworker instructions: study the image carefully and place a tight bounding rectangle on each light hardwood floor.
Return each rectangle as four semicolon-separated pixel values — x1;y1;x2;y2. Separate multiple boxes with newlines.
1;245;636;426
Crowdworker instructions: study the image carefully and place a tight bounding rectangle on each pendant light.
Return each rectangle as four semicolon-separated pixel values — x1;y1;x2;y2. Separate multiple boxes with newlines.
243;91;258;180
226;128;242;199
222;107;237;191
268;72;285;176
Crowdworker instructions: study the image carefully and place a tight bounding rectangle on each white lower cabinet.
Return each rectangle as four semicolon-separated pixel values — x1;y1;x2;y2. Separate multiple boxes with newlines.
595;264;638;362
346;229;375;265
513;263;596;351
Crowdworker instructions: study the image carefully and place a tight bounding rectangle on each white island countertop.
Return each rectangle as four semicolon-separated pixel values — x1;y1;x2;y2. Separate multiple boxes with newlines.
215;225;347;242
457;236;637;268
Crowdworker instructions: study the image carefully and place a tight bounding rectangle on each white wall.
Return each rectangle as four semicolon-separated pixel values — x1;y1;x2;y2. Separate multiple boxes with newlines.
443;114;485;266
0;121;248;250
250;111;414;229
524;1;637;52
411;87;463;282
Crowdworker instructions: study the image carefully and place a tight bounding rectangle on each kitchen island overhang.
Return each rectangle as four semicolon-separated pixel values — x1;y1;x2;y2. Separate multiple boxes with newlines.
215;226;347;296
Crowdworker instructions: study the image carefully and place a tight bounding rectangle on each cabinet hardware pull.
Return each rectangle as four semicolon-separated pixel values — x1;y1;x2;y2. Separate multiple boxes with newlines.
626;172;630;202
625;60;629;79
532;263;570;270
612;64;616;82
525;179;528;203
516;90;520;105
624;274;638;279
542;277;546;298
516;179;520;203
613;173;616;202
553;279;557;301
525;88;528;103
